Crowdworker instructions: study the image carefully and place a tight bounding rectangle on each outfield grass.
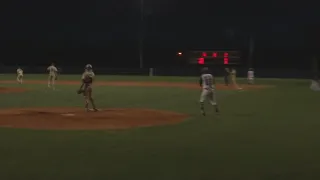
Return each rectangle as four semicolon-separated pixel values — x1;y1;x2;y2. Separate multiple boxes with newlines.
0;74;319;180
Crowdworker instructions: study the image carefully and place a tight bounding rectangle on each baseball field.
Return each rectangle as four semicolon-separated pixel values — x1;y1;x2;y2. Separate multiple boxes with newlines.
0;74;319;180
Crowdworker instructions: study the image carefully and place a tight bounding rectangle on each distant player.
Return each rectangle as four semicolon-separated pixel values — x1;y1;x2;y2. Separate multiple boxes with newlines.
78;64;98;112
247;68;255;84
16;67;23;84
224;68;230;86
47;63;58;90
310;78;320;91
199;67;219;116
230;68;242;90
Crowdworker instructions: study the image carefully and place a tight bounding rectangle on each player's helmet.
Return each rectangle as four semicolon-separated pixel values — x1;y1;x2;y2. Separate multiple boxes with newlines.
85;64;92;70
201;67;209;74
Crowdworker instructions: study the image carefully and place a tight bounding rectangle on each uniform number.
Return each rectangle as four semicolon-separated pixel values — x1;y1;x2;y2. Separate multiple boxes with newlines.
204;77;212;86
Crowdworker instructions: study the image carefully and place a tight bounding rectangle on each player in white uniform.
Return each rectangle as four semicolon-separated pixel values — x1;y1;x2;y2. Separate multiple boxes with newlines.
199;67;219;116
310;78;320;91
16;67;23;84
230;68;242;89
78;64;98;112
47;63;58;90
247;68;254;84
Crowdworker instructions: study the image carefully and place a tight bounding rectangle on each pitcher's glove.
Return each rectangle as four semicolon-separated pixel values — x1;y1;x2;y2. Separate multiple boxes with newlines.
77;89;84;94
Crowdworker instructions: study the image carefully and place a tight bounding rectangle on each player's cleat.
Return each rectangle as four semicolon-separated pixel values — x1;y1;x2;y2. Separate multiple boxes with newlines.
201;110;206;116
215;107;220;113
93;108;99;112
86;108;99;112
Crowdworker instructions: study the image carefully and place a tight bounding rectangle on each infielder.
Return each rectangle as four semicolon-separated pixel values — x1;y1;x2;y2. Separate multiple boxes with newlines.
77;64;98;112
247;68;254;84
230;68;242;89
199;67;219;116
16;67;23;84
47;63;58;90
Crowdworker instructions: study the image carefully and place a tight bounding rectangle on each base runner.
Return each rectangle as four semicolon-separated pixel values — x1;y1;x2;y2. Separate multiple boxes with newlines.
16;67;23;84
47;63;58;90
78;64;98;112
199;67;219;116
247;68;254;84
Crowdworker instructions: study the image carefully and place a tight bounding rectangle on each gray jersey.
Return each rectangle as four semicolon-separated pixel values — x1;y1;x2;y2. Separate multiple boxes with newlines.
200;74;214;89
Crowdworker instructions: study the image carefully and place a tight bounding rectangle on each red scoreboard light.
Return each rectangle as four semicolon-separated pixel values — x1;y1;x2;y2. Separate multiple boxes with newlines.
202;52;207;57
212;52;217;57
186;50;240;65
223;52;229;64
198;58;204;64
224;58;229;64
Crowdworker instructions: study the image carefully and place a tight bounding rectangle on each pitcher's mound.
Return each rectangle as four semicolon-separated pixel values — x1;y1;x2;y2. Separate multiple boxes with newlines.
0;87;27;93
0;107;188;130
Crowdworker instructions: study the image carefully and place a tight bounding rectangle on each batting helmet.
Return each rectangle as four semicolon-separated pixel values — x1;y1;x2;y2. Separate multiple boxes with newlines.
201;67;209;74
85;64;93;70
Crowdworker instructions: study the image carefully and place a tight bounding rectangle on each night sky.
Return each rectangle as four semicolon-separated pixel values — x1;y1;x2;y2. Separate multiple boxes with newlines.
0;1;319;68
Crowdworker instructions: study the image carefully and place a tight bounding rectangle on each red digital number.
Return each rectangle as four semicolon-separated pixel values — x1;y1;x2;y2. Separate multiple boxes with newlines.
198;58;205;64
201;52;207;57
224;52;229;57
212;52;217;58
224;57;229;64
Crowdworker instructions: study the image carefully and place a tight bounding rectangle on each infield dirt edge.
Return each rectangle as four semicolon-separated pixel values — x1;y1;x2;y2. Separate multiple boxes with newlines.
0;80;274;90
0;87;28;93
0;107;189;130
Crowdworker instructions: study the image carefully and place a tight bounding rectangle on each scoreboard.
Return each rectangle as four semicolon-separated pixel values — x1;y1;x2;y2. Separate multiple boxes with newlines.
178;50;241;65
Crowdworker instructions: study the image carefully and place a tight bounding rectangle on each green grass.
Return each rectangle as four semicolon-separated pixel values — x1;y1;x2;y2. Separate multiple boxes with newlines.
0;74;320;180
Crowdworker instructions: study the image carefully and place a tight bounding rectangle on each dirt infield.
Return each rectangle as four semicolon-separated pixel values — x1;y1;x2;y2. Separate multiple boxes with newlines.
0;80;273;90
0;87;28;93
0;107;188;130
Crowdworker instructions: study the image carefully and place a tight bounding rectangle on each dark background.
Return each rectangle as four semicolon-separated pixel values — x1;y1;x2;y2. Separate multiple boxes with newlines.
0;1;319;70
